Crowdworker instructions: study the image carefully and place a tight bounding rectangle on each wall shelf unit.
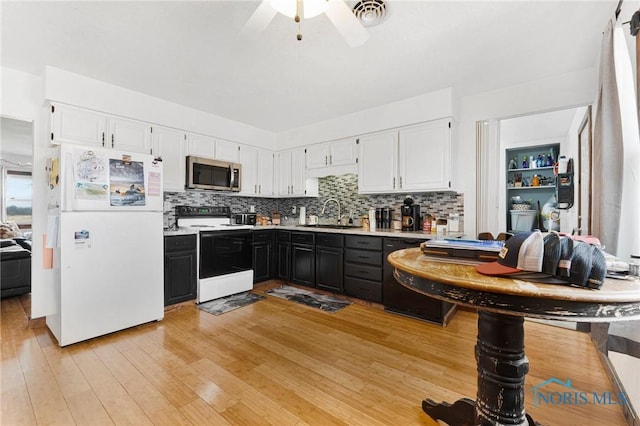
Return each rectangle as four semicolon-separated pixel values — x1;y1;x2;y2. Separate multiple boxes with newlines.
505;143;560;232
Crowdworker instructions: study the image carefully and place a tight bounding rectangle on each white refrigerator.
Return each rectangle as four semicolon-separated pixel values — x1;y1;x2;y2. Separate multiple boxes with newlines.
46;144;164;346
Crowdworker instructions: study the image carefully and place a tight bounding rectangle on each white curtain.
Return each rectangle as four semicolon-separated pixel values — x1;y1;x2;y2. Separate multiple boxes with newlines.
592;19;640;259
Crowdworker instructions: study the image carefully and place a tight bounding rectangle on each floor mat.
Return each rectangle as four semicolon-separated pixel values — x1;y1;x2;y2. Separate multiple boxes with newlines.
197;292;265;315
264;285;351;313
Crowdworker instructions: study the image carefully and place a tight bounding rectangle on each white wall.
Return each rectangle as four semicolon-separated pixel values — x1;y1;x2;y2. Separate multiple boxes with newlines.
457;67;598;238
276;87;454;148
1;66;53;318
44;66;277;150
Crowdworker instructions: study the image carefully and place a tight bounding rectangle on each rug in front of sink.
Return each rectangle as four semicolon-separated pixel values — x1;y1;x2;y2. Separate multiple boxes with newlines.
197;292;265;315
264;285;351;313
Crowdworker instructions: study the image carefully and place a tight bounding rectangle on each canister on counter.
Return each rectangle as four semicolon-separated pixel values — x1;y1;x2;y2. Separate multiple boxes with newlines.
423;214;433;232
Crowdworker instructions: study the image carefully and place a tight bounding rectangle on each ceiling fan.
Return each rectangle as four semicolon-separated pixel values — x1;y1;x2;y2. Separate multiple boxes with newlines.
242;0;371;47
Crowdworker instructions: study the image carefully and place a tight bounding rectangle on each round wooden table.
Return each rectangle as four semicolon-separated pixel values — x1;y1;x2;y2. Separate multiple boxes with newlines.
388;248;640;426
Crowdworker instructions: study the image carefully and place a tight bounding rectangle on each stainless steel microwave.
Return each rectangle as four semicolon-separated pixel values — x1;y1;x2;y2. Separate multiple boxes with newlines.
186;156;241;192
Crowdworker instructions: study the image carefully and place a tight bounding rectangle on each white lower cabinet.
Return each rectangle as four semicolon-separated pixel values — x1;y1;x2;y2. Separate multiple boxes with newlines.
152;126;186;192
239;145;274;196
358;118;452;194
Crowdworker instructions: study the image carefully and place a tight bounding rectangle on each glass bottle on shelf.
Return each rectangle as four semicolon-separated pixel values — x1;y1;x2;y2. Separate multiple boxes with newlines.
509;158;517;169
529;155;536;168
522;155;528;168
537;154;543;167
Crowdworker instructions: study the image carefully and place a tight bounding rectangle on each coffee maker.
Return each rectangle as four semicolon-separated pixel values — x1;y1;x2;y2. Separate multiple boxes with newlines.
401;198;420;231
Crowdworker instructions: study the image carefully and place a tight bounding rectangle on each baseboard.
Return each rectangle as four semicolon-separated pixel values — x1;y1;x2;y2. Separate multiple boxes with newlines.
596;350;640;426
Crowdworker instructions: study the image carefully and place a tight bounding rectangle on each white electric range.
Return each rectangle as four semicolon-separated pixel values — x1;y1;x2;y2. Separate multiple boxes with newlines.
175;206;254;303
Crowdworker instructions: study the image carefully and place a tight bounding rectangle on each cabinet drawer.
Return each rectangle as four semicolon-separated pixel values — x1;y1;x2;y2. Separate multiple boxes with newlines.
277;230;291;242
345;235;382;250
253;230;273;242
315;233;344;248
383;237;423;252
344;277;382;303
345;249;382;266
344;262;382;281
164;234;196;252
292;232;315;245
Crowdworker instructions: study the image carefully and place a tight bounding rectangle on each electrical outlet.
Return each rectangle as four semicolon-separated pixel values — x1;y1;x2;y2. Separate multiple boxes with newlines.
292;206;296;214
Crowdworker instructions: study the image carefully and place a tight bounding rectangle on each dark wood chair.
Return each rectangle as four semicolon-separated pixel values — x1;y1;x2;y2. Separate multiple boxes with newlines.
477;232;494;241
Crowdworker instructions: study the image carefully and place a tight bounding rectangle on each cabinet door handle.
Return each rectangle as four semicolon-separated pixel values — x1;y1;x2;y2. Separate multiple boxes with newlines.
111;134;115;148
325;156;328;165
254;184;257;194
393;177;396;189
399;176;403;188
259;184;261;194
357;255;369;259
329;154;332;165
102;132;105;147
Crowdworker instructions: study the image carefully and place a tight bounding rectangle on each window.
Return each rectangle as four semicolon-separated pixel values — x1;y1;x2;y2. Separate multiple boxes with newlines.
3;170;32;227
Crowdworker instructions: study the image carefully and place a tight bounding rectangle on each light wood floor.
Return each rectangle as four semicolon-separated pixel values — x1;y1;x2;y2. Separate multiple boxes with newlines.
1;281;627;425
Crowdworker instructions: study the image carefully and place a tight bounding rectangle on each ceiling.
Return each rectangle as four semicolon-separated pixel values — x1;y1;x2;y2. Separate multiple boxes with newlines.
0;1;618;133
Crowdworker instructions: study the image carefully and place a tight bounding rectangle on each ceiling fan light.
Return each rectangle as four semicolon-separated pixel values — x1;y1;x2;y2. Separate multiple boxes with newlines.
270;0;328;19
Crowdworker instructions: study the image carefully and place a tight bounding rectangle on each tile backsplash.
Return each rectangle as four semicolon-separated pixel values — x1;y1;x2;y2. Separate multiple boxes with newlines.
164;173;463;231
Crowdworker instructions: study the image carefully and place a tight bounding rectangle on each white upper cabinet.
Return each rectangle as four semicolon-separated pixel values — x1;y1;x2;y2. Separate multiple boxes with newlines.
278;148;318;197
51;103;151;154
239;145;274;197
151;126;186;192
305;138;358;177
186;135;239;162
358;118;452;194
358;131;398;193
257;149;274;196
186;133;215;158
306;144;330;169
215;139;240;162
328;138;358;167
398;119;451;191
51;104;107;147
109;116;152;153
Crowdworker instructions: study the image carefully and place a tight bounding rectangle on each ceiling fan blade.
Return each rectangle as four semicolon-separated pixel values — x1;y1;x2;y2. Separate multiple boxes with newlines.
325;0;369;47
241;0;277;35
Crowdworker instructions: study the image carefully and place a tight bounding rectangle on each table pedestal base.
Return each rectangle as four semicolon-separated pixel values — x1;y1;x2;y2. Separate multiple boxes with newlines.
422;312;540;426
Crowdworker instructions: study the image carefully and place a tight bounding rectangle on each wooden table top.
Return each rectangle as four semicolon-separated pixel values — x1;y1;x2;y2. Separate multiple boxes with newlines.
388;248;640;321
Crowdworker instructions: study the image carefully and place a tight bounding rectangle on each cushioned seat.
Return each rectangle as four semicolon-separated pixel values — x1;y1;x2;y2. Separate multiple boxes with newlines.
1;239;31;298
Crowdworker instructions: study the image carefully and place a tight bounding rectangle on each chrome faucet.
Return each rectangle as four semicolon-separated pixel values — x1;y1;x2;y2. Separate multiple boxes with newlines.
320;198;341;225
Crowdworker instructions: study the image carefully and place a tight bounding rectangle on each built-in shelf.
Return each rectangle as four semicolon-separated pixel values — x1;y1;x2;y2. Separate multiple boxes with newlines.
508;166;555;172
506;143;560;232
507;185;556;190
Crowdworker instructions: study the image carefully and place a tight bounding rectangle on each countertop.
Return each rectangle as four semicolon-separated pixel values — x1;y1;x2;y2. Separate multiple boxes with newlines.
164;224;463;240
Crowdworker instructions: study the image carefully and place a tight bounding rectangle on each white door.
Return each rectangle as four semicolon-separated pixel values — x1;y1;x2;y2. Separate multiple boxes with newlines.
329;138;357;166
290;148;306;196
109;117;152;154
51;104;107;147
187;133;215;158
399;119;451;191
277;151;292;196
215;140;240;162
239;145;259;195
305;144;329;169
257;149;274;196
358;131;397;193
58;211;163;346
152;126;186;192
